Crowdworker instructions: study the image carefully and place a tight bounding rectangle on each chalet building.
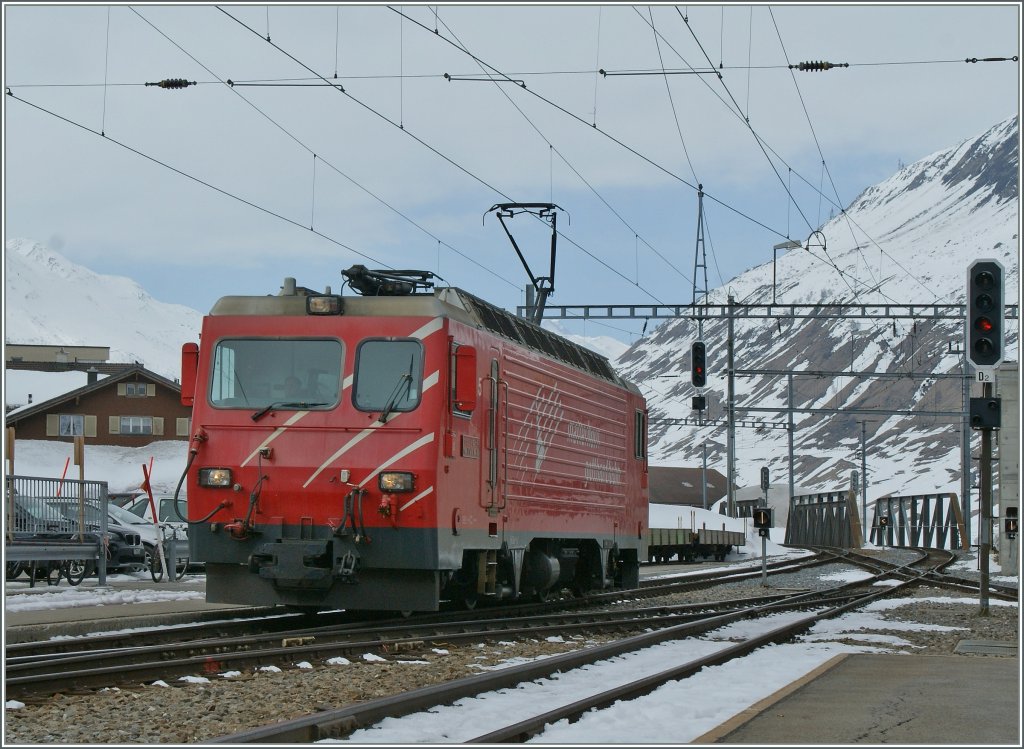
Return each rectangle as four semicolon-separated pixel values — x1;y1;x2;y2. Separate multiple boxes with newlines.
5;366;191;448
648;465;728;508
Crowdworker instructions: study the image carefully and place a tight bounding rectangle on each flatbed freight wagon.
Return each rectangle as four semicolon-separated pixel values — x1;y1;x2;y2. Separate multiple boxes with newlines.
648;524;745;563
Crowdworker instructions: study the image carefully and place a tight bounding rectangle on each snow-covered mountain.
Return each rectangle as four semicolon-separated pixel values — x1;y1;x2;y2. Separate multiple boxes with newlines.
4;238;203;380
616;115;1019;497
4;116;1018;501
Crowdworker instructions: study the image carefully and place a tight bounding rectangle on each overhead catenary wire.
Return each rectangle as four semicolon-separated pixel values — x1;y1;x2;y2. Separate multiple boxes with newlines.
632;3;924;307
125;5;521;293
394;6;787;244
645;7;725;291
766;7;942;307
5;90;390;270
402;4;932;318
660;8;903;307
429;10;683;301
9;54;1015;90
218;3;670;346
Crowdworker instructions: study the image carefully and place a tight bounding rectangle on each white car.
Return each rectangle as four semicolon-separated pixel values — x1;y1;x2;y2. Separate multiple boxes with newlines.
119;494;196;570
122;494;189;531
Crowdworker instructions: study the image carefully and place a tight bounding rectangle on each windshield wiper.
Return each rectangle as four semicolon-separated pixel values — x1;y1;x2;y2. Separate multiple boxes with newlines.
251;401;327;422
378;373;413;424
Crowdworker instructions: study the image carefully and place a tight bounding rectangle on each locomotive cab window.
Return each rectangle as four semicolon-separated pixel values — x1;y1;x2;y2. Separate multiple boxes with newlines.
209;338;343;409
353;339;424;414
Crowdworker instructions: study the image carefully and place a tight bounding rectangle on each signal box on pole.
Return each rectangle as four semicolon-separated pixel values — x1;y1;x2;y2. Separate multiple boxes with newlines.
966;259;1005;371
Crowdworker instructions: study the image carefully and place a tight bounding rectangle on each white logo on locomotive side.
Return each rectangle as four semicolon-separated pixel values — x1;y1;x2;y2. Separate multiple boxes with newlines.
530;385;564;471
584;458;623;485
567;421;600;447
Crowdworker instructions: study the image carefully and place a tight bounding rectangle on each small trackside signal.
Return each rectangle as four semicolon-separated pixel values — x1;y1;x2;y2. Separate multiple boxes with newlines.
1005;507;1018;539
966;259;1005;369
753;506;772;538
691;341;707;388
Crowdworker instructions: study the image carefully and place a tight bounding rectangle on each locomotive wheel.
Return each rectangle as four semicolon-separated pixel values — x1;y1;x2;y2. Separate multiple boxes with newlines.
462;593;478;610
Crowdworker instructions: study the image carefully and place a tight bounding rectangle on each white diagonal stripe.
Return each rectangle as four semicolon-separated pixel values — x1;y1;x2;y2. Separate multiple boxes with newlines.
359;432;436;488
400;486;434;513
303;370;439;487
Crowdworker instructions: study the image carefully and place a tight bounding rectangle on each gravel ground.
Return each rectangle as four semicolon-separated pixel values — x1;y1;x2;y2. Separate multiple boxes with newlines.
4;553;1018;744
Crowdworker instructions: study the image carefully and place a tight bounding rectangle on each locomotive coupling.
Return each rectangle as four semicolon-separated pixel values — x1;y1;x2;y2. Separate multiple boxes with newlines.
224;520;254;540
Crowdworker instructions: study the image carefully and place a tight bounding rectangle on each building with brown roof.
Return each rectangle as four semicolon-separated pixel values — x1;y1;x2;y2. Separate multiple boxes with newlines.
5;366;191;448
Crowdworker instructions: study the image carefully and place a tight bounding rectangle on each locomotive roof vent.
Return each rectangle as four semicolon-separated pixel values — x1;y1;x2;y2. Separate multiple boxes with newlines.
342;265;436;296
279;277;321;297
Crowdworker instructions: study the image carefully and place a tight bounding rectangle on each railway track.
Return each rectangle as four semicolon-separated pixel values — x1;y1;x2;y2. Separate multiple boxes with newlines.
208;546;972;743
4;552;833;698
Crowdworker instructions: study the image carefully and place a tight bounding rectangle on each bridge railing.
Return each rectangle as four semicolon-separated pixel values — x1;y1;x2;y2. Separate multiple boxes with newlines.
870;493;965;550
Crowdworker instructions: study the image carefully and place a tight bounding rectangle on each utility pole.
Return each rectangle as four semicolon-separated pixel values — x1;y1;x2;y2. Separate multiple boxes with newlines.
787;374;795;514
961;360;972;551
859;420;869;535
701;442;708;511
726;295;736;518
979;380;994;615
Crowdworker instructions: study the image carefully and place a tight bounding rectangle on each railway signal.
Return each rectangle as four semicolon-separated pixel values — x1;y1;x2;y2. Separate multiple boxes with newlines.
1006;507;1018;540
691;341;706;388
752;507;772;530
752;507;773;586
966;259;1005;371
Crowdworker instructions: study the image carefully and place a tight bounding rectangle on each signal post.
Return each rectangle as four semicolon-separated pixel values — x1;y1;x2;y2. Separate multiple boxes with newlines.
966;259;1005;615
753;505;772;586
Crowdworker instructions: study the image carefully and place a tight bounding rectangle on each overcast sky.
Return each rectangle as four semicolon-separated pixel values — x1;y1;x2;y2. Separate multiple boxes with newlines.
3;2;1020;344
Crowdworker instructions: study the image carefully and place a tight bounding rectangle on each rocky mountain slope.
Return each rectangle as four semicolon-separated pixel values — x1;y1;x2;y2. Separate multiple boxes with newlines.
615;115;1019;497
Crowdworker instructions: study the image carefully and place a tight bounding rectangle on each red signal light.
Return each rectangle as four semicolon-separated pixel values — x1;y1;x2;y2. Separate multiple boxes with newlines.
975;317;994;333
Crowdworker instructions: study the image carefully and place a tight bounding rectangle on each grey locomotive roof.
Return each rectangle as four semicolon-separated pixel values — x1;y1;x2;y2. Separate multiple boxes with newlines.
209;285;635;390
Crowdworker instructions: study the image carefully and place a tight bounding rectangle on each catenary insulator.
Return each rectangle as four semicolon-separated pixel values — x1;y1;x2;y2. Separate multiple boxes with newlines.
144;78;195;89
790;61;849;72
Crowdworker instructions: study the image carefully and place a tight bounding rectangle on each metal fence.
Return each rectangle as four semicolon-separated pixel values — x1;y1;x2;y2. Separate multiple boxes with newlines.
5;474;109;584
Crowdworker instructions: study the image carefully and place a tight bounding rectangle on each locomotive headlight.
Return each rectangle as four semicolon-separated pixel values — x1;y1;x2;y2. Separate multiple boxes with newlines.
199;467;233;487
306;295;343;315
379;471;415;493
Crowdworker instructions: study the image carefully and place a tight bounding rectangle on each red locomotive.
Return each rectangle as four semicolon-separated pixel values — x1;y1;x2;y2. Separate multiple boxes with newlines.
179;267;649;611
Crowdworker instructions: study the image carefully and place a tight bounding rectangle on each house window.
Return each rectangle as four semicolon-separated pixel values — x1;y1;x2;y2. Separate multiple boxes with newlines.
59;414;84;436
120;416;153;435
125;382;147;397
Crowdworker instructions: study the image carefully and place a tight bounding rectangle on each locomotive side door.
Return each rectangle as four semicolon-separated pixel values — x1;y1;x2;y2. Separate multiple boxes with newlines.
482;353;507;512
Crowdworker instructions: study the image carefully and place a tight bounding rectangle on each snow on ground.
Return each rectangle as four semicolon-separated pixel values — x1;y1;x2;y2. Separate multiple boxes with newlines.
4;573;205;612
326;590;1016;744
8;439;190;495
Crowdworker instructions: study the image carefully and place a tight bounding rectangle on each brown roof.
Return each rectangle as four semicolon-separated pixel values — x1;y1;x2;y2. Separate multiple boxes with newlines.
649;465;728;506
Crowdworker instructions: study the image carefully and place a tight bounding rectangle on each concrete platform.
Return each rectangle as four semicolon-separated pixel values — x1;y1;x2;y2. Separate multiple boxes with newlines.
3;577;270;642
695;652;1021;745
